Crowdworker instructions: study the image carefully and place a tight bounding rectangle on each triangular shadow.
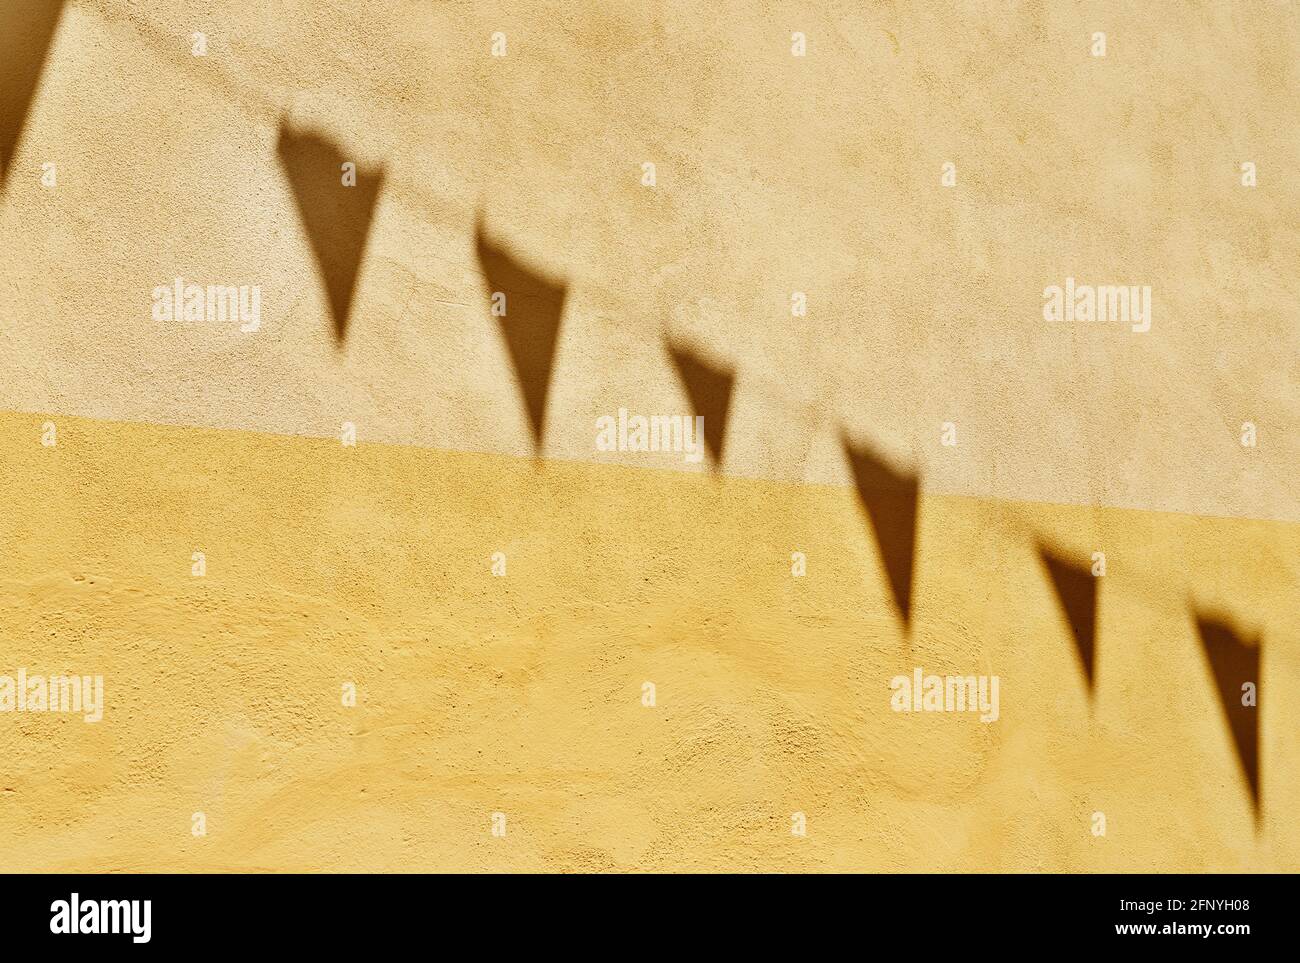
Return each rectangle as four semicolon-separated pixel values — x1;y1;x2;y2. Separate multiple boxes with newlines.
842;436;918;627
277;125;384;344
474;216;567;453
1038;546;1099;694
666;341;734;469
1194;611;1261;823
1;0;67;191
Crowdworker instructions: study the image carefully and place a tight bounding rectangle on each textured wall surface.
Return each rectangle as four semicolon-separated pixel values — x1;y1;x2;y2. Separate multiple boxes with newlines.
2;413;1297;872
0;0;1296;872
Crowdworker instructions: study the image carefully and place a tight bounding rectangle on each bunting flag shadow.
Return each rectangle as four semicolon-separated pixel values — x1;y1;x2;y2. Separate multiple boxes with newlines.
1194;612;1261;821
842;436;918;627
666;341;734;468
1039;547;1098;693
1;0;67;191
474;216;567;453
277;125;384;344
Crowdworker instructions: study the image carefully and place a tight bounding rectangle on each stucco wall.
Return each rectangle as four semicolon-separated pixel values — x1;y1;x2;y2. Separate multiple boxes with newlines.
1;1;1296;871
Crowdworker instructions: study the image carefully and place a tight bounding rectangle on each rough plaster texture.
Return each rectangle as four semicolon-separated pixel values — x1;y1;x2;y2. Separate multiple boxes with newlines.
0;1;1297;871
0;0;1296;517
0;412;1296;871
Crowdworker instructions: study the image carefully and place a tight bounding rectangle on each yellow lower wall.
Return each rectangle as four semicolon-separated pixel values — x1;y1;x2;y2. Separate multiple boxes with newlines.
1;411;1296;871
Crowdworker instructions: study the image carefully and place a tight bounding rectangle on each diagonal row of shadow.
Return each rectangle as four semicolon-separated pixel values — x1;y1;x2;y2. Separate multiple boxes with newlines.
2;28;1263;822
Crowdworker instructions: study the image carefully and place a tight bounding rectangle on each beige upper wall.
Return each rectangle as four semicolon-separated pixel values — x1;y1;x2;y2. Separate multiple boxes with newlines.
2;0;1296;519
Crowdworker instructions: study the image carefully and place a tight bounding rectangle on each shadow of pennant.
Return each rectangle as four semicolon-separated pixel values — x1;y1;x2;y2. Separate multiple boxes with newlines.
277;125;384;345
666;341;734;468
1194;613;1261;822
842;436;918;627
1039;547;1099;694
474;217;568;453
1;0;67;192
